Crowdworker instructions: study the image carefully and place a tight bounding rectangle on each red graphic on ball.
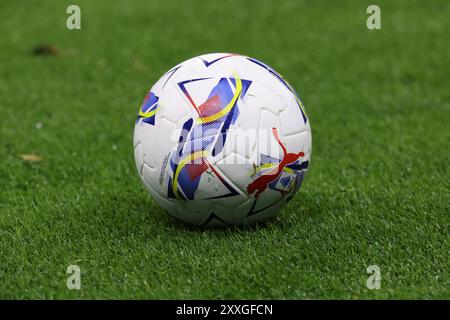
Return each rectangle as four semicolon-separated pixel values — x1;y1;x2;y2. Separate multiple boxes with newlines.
247;128;304;198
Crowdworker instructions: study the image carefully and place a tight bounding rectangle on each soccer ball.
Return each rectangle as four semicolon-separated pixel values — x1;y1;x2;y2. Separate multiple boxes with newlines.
133;53;311;226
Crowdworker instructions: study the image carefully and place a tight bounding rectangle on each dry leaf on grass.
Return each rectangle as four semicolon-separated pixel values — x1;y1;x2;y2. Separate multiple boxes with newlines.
133;59;149;72
20;154;43;162
32;44;59;57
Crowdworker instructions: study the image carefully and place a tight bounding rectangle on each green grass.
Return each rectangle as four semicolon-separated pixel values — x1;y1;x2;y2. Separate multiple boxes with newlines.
0;0;448;299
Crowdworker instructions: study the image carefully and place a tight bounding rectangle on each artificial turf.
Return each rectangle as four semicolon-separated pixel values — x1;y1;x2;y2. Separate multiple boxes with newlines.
0;0;448;299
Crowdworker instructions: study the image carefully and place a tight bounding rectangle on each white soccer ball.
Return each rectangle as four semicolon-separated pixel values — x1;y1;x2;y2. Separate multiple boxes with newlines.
133;53;311;226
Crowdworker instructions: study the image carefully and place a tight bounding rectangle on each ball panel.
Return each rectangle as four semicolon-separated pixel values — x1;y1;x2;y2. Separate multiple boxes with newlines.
141;163;178;215
279;97;310;137
214;152;254;196
134;142;144;176
135;117;177;172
